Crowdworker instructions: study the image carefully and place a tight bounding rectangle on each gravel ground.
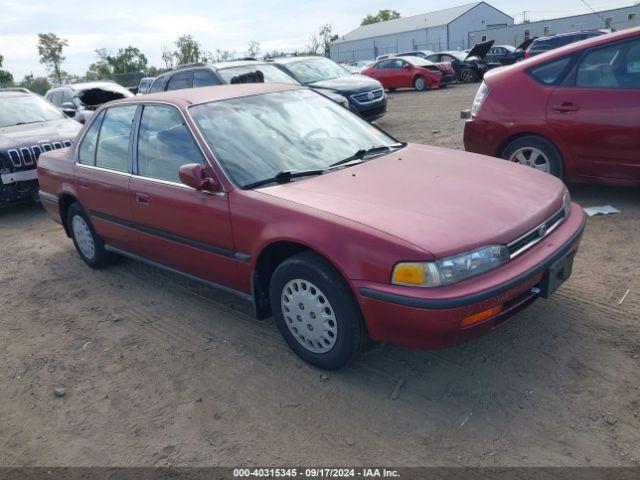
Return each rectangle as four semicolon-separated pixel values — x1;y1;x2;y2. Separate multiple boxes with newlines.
1;83;639;467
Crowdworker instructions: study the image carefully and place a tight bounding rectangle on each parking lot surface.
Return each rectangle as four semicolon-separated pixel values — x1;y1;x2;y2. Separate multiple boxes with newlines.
1;84;639;466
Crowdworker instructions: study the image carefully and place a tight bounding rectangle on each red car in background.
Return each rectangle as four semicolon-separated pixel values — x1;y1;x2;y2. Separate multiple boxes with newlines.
361;57;447;91
464;27;640;186
38;84;585;370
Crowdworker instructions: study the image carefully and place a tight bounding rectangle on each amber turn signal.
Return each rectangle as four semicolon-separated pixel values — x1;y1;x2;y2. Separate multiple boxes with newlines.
461;305;503;328
391;263;426;286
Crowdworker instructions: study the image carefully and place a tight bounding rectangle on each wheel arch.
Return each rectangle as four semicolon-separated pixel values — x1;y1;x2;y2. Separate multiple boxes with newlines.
252;240;356;320
58;192;80;237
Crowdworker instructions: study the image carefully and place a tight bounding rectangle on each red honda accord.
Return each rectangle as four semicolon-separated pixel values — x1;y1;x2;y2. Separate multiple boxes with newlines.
464;27;640;186
361;57;444;91
38;84;585;370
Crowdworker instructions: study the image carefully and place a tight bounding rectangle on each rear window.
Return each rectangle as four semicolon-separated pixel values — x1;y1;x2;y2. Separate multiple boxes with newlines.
530;57;572;85
148;77;165;93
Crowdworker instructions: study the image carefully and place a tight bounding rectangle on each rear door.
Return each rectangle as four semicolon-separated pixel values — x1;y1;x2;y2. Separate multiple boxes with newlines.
547;37;640;181
128;104;239;288
75;105;140;252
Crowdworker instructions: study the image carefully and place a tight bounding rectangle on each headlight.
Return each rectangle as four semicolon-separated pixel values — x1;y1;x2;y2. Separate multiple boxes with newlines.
471;81;490;117
563;188;571;218
392;245;509;287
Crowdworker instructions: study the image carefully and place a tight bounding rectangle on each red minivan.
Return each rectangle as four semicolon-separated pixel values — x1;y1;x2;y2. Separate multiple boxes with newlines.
464;27;640;186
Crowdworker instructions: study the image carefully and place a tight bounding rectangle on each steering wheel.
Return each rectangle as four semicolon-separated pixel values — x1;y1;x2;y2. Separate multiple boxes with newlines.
303;128;330;142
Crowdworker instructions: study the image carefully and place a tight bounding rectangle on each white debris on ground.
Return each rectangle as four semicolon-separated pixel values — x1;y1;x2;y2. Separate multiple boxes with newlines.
584;205;621;217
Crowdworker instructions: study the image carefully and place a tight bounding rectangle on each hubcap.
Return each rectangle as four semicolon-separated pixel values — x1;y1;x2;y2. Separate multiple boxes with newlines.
72;215;95;260
509;147;550;172
415;78;425;90
281;279;337;354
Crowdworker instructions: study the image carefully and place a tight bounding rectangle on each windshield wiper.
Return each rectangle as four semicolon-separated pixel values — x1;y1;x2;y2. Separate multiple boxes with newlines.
329;143;406;169
243;169;325;189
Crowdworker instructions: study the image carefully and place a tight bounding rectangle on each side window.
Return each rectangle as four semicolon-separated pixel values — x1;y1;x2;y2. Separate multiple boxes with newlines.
576;39;640;89
166;72;193;91
392;60;405;69
77;111;105;166
137;105;204;183
148;77;165;93
95;105;137;172
193;70;222;88
530;57;572;85
62;89;74;104
50;91;63;106
377;60;392;69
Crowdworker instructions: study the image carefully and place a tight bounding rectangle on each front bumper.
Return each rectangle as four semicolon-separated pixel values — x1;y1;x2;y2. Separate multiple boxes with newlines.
0;168;39;204
350;96;388;121
353;205;586;349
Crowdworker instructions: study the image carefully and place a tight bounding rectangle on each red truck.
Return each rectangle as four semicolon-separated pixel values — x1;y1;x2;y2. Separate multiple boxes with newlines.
38;83;585;369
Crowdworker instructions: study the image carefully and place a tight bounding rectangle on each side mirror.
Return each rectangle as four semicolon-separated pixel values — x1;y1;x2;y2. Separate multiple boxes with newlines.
403;64;411;69
61;101;77;117
179;163;221;192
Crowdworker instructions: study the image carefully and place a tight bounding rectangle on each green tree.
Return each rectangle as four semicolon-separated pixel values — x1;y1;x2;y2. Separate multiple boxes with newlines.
19;74;52;95
361;9;401;26
0;53;14;86
246;40;260;58
37;33;68;83
173;35;202;65
319;24;339;57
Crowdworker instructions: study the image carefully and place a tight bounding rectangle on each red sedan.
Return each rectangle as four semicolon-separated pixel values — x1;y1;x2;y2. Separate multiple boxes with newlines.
464;27;640;186
361;57;444;91
38;84;585;370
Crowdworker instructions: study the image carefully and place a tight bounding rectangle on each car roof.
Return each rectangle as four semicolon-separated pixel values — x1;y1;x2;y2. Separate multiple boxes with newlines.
210;60;271;70
270;56;325;64
106;83;303;108
0;88;32;97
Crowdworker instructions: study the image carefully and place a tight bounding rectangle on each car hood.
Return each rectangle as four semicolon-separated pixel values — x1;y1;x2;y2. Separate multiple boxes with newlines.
308;74;382;93
257;144;565;258
466;40;494;60
0;118;81;151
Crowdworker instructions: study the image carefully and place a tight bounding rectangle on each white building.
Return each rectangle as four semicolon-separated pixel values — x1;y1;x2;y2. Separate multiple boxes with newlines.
330;2;514;62
470;5;640;47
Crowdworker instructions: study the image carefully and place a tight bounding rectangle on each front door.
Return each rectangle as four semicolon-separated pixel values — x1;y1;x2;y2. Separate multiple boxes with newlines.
128;104;239;290
547;37;640;181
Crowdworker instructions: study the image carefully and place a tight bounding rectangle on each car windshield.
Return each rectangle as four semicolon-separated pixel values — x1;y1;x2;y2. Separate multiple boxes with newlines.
189;89;399;188
284;58;350;84
217;65;298;85
0;94;65;128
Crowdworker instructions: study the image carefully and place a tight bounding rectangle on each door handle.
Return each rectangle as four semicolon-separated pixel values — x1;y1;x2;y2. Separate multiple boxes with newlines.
552;102;580;113
135;192;150;204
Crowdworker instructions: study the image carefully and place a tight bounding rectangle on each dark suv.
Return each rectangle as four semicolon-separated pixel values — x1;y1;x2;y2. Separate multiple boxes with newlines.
269;56;387;121
0;88;80;205
526;30;607;58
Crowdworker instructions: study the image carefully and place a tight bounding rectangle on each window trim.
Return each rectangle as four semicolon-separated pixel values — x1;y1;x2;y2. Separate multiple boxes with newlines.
561;36;640;90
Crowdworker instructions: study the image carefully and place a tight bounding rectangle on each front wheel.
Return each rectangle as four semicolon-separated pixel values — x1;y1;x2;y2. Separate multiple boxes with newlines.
68;203;111;269
501;136;564;178
460;69;477;83
413;76;427;91
269;252;367;370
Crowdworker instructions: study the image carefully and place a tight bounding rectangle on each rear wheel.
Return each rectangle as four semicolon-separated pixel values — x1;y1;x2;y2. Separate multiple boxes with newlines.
270;252;366;370
501;136;564;178
413;76;427;91
68;203;111;269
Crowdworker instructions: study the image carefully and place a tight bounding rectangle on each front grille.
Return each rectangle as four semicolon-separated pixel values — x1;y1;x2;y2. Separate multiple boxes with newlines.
507;207;566;259
350;88;385;105
4;140;72;171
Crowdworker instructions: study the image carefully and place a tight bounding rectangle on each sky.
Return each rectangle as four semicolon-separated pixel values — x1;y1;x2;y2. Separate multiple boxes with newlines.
0;0;635;79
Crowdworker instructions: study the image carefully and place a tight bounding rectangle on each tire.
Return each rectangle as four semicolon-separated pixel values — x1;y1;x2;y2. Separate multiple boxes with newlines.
269;252;367;370
501;135;564;178
460;69;477;83
67;203;111;269
413;76;427;91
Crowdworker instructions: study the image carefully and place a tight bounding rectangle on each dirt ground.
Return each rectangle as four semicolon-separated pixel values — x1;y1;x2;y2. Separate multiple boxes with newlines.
1;83;639;467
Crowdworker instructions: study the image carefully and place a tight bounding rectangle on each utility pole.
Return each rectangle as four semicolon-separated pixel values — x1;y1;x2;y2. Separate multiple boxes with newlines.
522;11;529;24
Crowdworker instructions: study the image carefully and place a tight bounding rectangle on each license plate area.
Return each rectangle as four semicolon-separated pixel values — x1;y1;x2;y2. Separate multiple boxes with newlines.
540;250;576;298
